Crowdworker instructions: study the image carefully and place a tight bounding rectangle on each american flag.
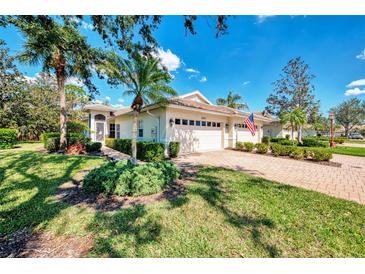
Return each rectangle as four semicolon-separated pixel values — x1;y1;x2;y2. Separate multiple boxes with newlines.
244;113;256;136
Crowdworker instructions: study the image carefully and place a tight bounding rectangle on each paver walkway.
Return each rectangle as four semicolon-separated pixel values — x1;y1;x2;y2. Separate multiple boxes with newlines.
339;142;365;148
173;150;365;205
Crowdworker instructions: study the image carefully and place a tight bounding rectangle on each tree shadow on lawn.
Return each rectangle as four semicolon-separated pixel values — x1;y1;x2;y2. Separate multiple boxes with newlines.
0;151;89;257
190;167;281;258
87;204;164;257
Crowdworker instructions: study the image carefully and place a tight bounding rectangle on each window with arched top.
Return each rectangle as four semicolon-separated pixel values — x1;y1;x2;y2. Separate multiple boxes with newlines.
94;114;106;121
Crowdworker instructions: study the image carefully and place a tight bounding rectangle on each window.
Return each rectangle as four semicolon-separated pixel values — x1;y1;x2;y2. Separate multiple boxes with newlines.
138;120;144;138
175;118;181;125
189;120;194;126
182;119;188;125
202;121;206;126
109;124;115;138
116;124;121;139
212;122;216;127
196;120;201;126
95;114;106;121
238;124;242;128
207;121;212;127
243;124;247;128
217;122;221;128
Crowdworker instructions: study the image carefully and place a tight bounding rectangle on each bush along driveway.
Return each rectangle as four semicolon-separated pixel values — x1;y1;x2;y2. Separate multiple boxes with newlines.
1;144;365;257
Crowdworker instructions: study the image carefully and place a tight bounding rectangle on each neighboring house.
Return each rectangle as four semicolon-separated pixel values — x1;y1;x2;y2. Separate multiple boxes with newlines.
83;91;279;154
263;120;317;139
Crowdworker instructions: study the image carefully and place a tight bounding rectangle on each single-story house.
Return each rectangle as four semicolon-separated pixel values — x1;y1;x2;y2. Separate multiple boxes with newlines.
83;91;289;154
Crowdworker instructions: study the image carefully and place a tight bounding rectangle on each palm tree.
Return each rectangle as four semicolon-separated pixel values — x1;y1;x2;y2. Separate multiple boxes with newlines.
280;107;307;143
216;91;248;110
10;16;99;149
101;51;176;163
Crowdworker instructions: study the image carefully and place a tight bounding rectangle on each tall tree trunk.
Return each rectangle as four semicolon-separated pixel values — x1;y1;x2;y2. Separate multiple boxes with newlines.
344;125;349;137
56;54;67;150
298;125;303;143
131;110;138;164
291;122;294;144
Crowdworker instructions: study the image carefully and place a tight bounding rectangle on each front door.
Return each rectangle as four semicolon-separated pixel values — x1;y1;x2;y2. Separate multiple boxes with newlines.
96;122;105;142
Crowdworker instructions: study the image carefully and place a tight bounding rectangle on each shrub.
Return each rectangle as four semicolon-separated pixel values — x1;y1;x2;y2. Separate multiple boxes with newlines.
270;143;295;157
243;142;255;152
236;141;244;150
45;137;60;152
300;138;328;148
285;134;290;140
0;128;17;149
168;142;180;158
83;160;180;197
270;137;286;143
334;137;345;144
255;143;269;154
83;161;120;194
67;121;89;133
42;132;89;150
270;143;282;157
291;147;304;160
137;141;165;162
66;143;86;155
311;149;332;161
278;139;298;146
105;138;116;149
112;139;165;162
86;142;102;152
261;136;270;144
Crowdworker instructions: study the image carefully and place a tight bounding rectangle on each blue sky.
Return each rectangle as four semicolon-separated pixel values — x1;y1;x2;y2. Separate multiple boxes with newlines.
1;15;365;114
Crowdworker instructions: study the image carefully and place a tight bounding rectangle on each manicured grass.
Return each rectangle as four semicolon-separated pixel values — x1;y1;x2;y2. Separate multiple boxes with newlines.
329;146;365;157
343;139;365;144
0;145;105;236
1;145;364;257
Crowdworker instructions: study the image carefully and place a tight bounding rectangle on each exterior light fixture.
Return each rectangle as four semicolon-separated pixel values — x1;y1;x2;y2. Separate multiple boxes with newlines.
169;118;174;127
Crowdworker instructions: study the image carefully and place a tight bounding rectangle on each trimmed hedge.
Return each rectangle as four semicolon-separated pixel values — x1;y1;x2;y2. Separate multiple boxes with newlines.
107;138;165;162
243;142;255;152
270;137;286;143
261;136;270;144
278;139;298;146
0;128;18;149
83;160;180;196
300;138;328;148
168;142;180;158
236;141;244;150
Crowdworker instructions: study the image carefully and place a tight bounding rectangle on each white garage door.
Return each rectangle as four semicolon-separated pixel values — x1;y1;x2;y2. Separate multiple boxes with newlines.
236;129;259;143
172;127;222;153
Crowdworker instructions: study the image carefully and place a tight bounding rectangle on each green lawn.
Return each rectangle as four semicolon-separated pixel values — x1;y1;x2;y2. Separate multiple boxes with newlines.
330;146;365;157
1;144;365;257
343;139;365;144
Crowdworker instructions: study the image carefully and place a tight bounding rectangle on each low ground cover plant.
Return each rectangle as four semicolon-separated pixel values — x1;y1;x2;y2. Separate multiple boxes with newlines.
83;160;180;196
0;128;18;149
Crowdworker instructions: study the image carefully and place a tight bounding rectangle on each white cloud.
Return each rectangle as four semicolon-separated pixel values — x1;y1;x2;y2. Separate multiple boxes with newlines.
356;49;365;60
118;98;125;103
199;76;208;83
24;75;37;83
256;15;275;24
186;68;200;74
71;17;94;31
347;79;365;87
153;48;182;72
111;104;124;108
345;88;365;96
243;81;250;86
66;76;84;87
94;99;103;104
105;96;111;101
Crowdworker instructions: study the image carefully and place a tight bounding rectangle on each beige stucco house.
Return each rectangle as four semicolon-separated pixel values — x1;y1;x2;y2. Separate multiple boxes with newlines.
83;91;286;154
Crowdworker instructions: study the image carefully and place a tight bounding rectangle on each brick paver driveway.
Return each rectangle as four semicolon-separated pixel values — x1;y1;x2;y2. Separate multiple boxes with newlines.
174;150;365;205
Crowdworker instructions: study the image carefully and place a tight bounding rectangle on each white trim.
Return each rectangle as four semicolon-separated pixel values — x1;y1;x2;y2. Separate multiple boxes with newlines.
178;90;212;105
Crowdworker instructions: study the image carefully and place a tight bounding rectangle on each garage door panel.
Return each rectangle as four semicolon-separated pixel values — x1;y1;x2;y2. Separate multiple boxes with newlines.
172;127;222;153
236;129;259;143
